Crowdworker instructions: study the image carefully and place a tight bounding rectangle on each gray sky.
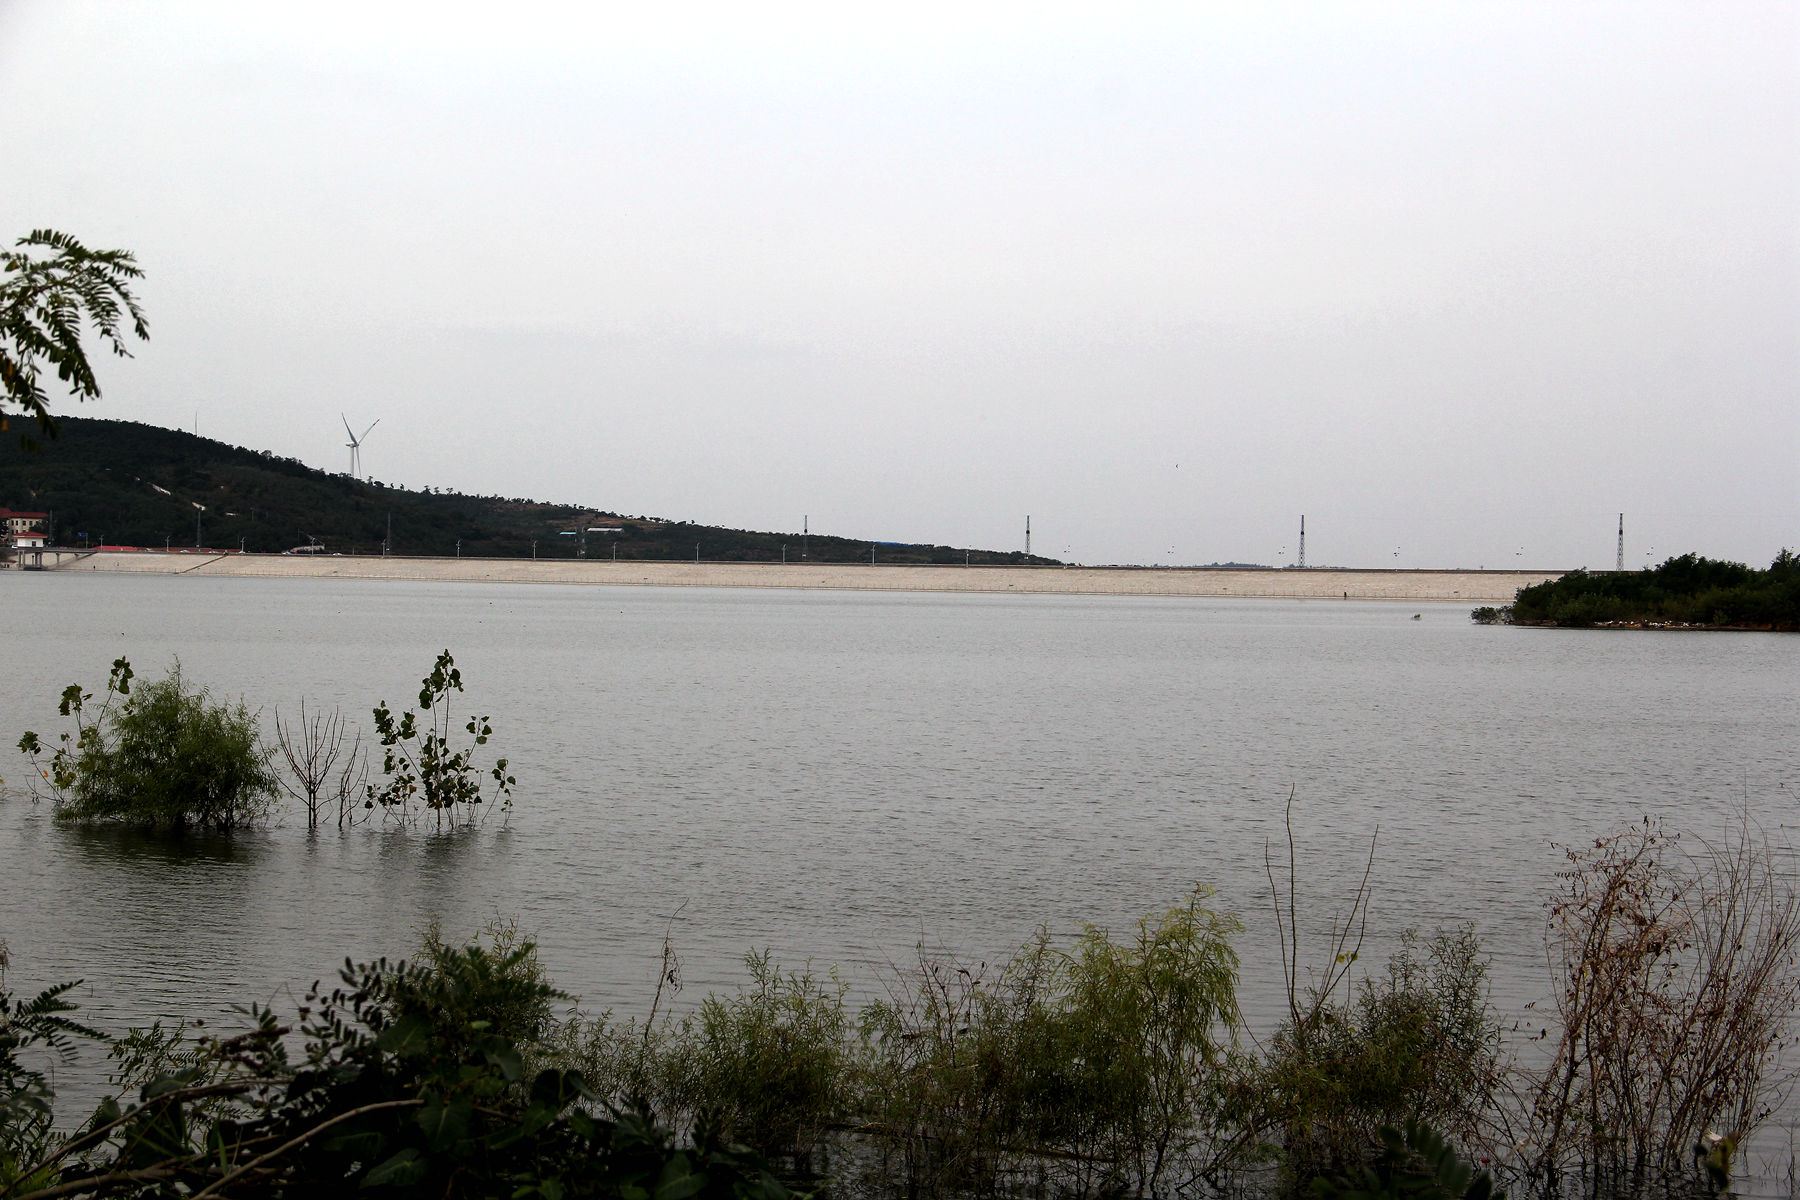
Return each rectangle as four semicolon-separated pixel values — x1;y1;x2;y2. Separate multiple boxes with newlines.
2;1;1794;567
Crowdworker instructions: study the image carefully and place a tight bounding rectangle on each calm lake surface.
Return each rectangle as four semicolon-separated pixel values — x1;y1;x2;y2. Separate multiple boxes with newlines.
3;573;1798;1161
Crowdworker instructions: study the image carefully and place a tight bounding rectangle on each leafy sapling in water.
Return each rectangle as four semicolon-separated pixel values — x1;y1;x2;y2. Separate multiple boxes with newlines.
17;656;133;800
368;650;515;830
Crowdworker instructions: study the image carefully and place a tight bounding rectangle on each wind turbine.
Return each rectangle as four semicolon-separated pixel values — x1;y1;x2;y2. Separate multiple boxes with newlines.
342;415;380;480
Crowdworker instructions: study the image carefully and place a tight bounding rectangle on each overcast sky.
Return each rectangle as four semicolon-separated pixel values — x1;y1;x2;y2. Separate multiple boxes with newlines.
2;2;1794;567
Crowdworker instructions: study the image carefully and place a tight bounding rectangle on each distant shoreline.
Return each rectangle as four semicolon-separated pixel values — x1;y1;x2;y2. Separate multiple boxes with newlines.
8;551;1562;603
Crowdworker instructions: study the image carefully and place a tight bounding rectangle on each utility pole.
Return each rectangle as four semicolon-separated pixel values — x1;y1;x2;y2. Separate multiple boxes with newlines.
1616;513;1624;572
456;539;461;557
803;515;808;561
1298;515;1306;569
384;513;392;557
195;506;203;548
1025;516;1031;557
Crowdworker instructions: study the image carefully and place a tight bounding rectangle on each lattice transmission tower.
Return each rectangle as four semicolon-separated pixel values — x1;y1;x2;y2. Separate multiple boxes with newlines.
1616;513;1624;572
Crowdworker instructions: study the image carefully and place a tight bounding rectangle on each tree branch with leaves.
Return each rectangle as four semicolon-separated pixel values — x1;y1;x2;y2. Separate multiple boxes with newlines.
1;229;148;448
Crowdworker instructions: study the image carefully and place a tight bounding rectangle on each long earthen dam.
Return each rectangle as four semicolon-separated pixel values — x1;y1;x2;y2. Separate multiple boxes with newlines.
15;551;1560;603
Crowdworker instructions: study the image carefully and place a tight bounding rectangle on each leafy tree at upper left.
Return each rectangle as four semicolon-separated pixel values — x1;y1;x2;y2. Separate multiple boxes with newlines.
0;229;149;448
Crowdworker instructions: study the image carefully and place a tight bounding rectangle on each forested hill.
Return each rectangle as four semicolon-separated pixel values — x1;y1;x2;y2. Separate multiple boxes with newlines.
0;418;1057;564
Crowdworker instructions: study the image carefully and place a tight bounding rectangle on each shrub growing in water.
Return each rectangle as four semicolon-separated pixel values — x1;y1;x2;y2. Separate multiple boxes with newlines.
858;887;1243;1197
18;658;277;830
662;951;851;1159
1020;891;1244;1190
1520;818;1800;1195
1250;928;1503;1187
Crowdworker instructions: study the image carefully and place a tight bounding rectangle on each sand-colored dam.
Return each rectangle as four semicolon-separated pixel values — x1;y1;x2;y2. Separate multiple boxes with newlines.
11;550;1560;603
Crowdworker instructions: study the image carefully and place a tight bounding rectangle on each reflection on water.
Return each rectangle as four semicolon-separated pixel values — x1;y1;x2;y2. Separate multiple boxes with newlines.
61;821;275;869
1;574;1797;1167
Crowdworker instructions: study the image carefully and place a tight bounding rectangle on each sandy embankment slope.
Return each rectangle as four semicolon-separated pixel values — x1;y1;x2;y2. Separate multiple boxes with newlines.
26;551;1560;603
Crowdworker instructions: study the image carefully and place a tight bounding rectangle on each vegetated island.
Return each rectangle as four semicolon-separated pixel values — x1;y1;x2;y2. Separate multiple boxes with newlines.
1473;550;1800;630
0;418;1061;565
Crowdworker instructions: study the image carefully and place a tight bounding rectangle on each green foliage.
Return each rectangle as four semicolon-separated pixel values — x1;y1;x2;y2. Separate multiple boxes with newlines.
17;658;278;830
0;230;148;448
1025;893;1244;1185
858;887;1243;1195
1250;929;1502;1186
1313;1120;1505;1200
4;933;803;1200
662;953;851;1158
1508;552;1800;629
857;944;1017;1193
407;918;565;1054
0;965;107;1192
368;650;515;829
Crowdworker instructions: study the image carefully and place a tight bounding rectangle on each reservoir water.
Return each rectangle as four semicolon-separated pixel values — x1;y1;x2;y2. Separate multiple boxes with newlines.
2;573;1797;1168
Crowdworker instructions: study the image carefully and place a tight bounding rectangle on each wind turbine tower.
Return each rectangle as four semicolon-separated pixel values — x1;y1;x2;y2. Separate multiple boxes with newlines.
1616;513;1624;572
1298;515;1306;569
342;414;380;480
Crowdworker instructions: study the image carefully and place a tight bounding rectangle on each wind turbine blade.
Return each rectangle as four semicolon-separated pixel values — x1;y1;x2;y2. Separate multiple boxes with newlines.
342;413;357;442
361;419;380;441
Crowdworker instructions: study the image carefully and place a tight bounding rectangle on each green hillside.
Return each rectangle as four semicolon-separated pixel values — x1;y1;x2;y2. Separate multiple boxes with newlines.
0;418;1058;565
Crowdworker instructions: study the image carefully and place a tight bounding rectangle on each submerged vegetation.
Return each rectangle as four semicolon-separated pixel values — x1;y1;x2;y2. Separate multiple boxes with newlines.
15;658;277;830
7;655;1797;1196
367;650;516;830
2;812;1794;1199
1476;551;1800;630
16;651;512;833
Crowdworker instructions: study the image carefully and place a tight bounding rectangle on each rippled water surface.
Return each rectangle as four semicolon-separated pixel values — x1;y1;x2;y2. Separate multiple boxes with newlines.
2;573;1797;1164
